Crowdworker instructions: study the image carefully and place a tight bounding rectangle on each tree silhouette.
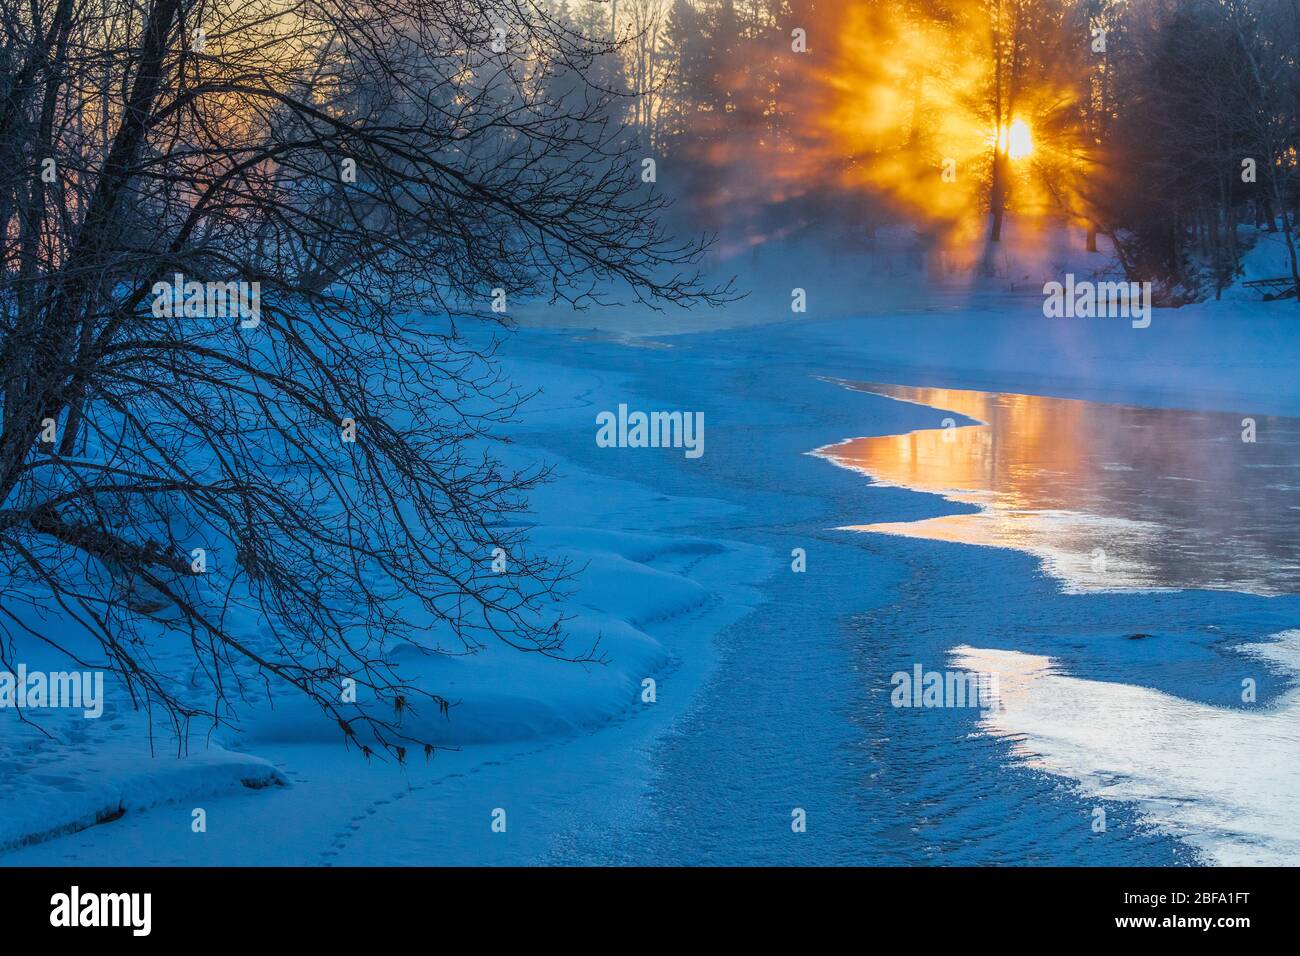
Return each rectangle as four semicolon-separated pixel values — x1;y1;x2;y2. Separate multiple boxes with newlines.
0;0;728;755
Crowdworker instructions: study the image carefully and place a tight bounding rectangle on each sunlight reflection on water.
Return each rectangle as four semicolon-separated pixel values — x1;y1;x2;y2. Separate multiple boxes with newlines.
950;639;1300;866
816;380;1300;595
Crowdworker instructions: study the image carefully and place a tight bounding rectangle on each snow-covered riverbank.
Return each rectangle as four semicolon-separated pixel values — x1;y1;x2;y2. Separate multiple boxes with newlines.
5;294;1300;865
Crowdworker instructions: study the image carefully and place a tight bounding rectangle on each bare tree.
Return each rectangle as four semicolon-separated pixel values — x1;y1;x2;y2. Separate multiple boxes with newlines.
0;0;728;756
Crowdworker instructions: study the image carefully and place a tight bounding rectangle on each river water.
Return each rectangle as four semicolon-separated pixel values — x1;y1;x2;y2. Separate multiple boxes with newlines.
816;381;1300;596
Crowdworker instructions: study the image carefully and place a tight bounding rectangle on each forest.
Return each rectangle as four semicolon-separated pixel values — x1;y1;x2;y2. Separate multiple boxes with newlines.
583;0;1300;300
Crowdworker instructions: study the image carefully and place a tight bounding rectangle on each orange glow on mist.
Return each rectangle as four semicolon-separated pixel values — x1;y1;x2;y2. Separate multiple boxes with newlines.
679;1;1094;261
778;2;1084;248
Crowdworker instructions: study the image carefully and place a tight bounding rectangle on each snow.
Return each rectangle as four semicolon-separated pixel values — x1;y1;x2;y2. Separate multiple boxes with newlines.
0;345;775;862
0;707;284;856
5;262;1300;865
1221;227;1300;301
